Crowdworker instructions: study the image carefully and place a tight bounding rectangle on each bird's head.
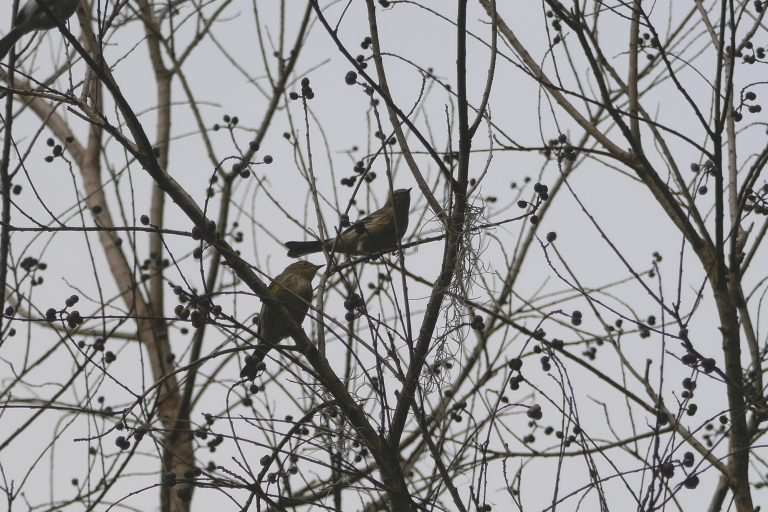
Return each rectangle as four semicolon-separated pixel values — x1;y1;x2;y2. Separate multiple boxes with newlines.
286;260;323;279
390;188;411;208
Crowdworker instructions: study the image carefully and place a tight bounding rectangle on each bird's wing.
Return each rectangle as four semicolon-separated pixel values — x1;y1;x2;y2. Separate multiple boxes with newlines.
339;204;390;236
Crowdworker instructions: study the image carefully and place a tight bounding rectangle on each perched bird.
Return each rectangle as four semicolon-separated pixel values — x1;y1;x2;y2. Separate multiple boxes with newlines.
240;260;322;380
285;188;411;258
0;0;80;61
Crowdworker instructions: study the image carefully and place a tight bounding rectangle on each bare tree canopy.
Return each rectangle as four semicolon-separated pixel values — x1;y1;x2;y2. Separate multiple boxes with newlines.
0;1;766;511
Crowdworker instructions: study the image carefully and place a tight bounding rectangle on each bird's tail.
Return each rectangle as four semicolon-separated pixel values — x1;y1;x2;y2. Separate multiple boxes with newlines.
285;239;323;258
0;30;21;62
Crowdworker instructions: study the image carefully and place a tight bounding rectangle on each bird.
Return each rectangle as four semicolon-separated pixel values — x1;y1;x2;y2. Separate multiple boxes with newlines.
285;188;411;258
0;0;80;61
240;260;322;380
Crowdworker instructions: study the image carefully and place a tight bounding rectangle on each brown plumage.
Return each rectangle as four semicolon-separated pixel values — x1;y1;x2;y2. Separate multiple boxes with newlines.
240;260;322;379
285;188;411;258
